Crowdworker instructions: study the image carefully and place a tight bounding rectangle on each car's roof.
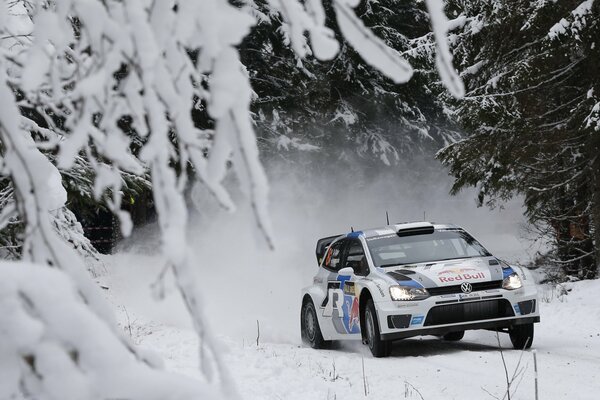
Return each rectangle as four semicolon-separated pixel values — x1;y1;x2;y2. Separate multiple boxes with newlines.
345;221;462;240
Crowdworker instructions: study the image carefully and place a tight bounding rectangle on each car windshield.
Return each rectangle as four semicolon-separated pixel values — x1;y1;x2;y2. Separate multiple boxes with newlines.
366;229;491;268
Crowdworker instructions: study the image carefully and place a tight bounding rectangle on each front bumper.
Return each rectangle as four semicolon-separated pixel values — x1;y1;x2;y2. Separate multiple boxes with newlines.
376;286;540;341
381;316;539;341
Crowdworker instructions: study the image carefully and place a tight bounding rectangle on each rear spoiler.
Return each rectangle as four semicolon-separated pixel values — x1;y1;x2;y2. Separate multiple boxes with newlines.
316;235;342;266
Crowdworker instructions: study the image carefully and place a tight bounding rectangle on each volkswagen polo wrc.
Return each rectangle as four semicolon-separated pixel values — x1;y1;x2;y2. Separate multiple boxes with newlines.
300;222;540;357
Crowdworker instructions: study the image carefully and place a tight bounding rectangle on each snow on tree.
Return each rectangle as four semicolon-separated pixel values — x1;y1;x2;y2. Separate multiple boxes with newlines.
438;0;600;279
241;0;465;171
0;0;462;398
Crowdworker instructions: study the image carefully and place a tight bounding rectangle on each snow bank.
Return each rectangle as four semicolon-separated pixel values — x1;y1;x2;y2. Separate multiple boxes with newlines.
0;261;219;400
109;272;600;400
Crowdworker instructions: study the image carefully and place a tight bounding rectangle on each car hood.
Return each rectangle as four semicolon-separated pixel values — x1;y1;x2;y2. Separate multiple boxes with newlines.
385;257;507;288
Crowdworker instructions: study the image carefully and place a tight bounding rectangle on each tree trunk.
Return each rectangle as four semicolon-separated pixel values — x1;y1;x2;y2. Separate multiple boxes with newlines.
591;135;600;279
593;176;600;279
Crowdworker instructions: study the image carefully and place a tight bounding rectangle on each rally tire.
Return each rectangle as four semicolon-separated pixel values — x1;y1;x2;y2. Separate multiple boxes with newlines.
301;299;329;349
364;299;391;358
509;323;534;349
442;331;465;341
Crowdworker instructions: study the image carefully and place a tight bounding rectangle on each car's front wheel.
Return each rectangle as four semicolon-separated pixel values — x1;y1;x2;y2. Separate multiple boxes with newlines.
364;299;391;358
509;323;534;349
301;299;329;349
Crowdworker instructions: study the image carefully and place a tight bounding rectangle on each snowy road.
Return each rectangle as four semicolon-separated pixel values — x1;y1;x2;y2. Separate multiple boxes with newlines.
105;261;600;400
103;201;595;400
137;319;599;400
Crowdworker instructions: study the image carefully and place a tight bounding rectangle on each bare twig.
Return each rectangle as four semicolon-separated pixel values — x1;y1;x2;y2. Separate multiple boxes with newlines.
491;333;532;400
123;306;133;339
508;363;529;400
496;332;511;400
404;381;425;400
331;358;338;382
508;337;530;387
533;350;539;400
256;320;260;347
481;386;501;400
362;356;368;396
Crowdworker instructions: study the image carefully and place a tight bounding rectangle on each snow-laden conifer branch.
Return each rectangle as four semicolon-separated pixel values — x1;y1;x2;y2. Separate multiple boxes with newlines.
424;0;465;98
333;0;413;84
0;67;162;398
548;0;595;40
0;0;463;397
268;0;339;60
0;261;219;400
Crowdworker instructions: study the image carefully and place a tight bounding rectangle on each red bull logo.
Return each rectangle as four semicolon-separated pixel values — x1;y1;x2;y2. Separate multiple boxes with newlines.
437;267;477;276
439;272;486;283
348;298;360;331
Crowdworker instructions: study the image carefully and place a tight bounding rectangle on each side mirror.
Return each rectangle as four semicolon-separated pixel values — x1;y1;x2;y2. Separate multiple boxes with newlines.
338;267;354;276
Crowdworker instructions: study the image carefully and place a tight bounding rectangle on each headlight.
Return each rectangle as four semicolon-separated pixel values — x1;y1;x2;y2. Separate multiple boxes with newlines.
502;272;523;290
389;285;430;301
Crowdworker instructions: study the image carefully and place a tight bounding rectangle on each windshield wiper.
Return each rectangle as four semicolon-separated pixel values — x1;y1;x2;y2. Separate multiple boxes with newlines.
379;263;404;268
379;263;413;268
433;256;477;262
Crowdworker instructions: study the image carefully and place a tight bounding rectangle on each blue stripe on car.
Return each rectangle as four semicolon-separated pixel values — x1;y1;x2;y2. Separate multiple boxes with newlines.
346;231;363;238
502;266;515;279
337;274;352;290
397;279;423;289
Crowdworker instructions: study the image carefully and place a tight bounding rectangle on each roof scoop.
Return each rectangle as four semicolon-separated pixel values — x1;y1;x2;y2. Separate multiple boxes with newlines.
395;222;435;237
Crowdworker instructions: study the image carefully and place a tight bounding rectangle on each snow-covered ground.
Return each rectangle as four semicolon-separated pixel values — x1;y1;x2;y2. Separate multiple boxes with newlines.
99;252;599;400
102;258;600;400
95;175;596;400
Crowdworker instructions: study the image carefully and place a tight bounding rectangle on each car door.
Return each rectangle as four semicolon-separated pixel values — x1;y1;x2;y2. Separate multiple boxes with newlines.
321;239;364;335
341;239;368;334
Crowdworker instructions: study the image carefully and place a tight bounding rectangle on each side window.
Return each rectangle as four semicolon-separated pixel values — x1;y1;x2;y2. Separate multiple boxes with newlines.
323;240;345;271
345;240;369;276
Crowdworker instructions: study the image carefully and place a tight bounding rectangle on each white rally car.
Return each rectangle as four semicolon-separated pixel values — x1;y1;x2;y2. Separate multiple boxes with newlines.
300;222;540;357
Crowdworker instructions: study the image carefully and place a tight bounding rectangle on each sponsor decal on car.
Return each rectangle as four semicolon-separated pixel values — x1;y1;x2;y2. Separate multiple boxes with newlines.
439;273;486;282
323;287;343;317
438;267;477;276
437;267;487;283
343;281;356;296
395;303;419;308
459;293;481;301
347;297;360;332
323;276;361;334
363;277;386;297
411;315;424;325
513;304;521;315
366;233;396;241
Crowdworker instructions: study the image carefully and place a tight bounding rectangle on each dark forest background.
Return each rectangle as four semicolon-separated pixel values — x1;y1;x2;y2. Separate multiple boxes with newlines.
1;0;598;280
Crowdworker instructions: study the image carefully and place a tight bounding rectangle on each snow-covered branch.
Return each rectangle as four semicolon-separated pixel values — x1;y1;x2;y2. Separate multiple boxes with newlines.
0;0;463;397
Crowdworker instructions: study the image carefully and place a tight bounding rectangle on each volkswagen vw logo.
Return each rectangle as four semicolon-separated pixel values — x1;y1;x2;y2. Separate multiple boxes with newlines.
460;282;472;294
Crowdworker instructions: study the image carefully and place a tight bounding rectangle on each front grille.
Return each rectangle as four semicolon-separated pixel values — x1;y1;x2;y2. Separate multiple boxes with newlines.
427;280;503;296
424;299;514;326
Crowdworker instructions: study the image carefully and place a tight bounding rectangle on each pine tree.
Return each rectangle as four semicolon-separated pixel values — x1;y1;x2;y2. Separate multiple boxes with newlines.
438;0;600;278
241;0;462;172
